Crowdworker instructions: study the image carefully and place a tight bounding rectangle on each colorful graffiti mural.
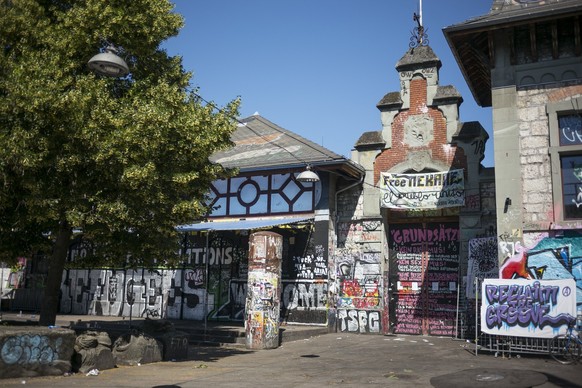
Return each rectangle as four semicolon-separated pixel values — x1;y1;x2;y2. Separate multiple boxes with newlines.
499;231;582;312
481;279;577;337
336;251;382;309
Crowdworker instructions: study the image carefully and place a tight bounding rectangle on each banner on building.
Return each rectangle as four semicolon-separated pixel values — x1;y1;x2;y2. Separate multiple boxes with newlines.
480;279;577;338
380;169;465;209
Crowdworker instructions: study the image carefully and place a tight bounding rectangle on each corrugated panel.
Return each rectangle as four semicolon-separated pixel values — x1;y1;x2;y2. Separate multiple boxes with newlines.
176;216;313;232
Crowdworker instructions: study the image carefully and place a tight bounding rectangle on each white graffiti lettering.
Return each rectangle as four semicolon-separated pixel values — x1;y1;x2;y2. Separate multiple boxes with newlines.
338;309;381;333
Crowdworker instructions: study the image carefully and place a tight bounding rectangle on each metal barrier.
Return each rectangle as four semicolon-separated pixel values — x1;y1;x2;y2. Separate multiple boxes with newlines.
470;315;582;358
476;333;551;357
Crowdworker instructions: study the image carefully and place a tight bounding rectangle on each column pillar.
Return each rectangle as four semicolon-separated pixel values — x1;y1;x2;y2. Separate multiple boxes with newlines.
245;231;283;349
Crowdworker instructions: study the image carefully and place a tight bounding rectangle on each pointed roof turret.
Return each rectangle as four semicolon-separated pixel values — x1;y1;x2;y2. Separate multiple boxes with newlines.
396;45;442;72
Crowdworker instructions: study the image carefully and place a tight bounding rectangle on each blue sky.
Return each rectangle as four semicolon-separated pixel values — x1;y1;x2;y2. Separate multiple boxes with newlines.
164;1;494;166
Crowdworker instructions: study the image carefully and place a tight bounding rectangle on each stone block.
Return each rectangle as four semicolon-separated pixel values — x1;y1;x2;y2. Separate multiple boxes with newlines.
140;318;189;361
72;331;115;373
112;332;163;366
0;326;76;379
156;331;189;361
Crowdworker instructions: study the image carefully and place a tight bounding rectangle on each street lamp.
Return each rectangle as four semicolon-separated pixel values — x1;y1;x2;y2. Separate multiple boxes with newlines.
88;44;129;77
296;165;320;183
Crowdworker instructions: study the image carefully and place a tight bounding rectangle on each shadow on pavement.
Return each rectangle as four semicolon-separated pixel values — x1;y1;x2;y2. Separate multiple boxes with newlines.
543;372;582;388
186;345;255;363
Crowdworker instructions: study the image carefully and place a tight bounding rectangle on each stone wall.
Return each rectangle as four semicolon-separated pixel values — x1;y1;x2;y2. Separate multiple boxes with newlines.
517;85;557;227
0;326;75;379
517;82;582;229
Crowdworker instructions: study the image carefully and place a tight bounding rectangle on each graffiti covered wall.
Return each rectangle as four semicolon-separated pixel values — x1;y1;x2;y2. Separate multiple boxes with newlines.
335;219;384;334
499;230;582;314
56;225;331;324
336;250;382;334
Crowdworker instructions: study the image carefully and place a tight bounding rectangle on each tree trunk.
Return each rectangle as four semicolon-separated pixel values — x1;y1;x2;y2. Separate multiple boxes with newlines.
39;221;72;326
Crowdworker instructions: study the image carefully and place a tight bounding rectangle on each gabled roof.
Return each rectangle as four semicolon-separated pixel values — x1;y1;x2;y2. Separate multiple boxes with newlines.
210;114;364;178
443;0;582;107
447;0;582;32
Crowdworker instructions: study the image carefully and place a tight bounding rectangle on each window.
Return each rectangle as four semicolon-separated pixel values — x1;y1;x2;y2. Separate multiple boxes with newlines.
560;154;582;219
207;172;322;217
558;114;582;146
548;97;582;222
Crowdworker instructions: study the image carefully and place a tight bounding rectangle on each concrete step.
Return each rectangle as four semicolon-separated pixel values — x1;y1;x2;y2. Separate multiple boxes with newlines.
186;331;246;347
3;313;329;349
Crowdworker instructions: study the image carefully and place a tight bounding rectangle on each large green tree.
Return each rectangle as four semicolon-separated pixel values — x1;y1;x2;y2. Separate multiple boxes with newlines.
0;0;239;325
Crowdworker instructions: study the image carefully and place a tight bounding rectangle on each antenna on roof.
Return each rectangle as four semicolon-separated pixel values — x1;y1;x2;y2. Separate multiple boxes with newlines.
411;0;429;48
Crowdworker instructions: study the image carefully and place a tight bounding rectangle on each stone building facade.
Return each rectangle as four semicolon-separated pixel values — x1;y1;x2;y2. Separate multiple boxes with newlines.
445;0;582;314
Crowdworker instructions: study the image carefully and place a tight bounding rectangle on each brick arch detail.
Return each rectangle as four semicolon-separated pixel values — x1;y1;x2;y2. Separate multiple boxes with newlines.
374;76;467;183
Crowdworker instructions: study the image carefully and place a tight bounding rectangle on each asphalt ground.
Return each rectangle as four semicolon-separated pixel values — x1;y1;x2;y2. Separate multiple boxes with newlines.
1;328;581;388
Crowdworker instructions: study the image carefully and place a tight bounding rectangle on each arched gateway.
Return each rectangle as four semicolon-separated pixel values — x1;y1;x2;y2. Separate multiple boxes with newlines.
347;37;494;336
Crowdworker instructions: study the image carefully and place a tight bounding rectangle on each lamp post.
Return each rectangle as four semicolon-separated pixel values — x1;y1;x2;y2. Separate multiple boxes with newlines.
88;44;129;77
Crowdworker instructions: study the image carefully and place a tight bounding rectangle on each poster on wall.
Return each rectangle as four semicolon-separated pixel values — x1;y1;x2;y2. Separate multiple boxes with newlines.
380;169;465;209
481;279;576;338
466;237;498;299
389;222;460;336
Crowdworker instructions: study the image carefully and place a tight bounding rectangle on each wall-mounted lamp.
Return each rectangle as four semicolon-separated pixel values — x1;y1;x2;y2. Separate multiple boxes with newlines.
503;197;512;213
88;44;129;77
296;165;320;183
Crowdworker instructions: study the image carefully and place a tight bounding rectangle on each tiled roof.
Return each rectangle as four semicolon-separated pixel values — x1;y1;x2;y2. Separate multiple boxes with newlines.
433;85;463;103
446;0;582;32
377;91;403;110
210;114;362;174
354;131;385;149
443;0;582;107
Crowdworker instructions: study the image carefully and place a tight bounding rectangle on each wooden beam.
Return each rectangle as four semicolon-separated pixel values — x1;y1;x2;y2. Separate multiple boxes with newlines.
529;23;538;62
551;21;558;59
575;16;581;56
488;30;496;68
509;28;516;65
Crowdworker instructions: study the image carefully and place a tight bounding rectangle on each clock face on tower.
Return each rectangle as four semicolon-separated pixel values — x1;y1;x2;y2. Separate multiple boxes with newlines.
404;114;433;147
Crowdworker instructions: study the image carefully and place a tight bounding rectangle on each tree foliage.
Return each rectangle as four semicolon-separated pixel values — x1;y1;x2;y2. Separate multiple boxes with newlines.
0;0;239;324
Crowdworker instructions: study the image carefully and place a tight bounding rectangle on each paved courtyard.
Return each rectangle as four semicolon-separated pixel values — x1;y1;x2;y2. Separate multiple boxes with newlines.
1;332;580;388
